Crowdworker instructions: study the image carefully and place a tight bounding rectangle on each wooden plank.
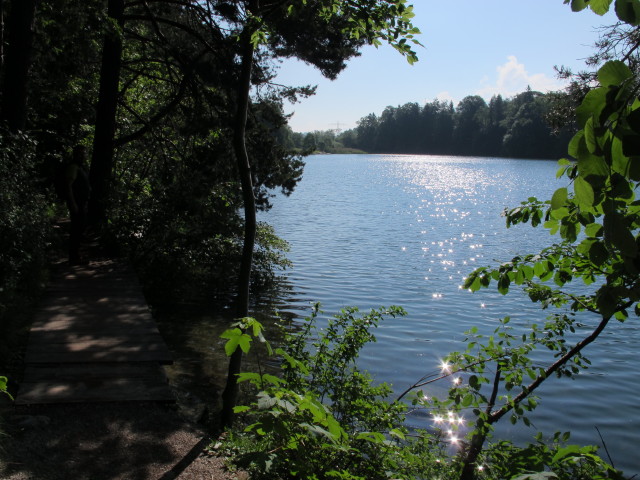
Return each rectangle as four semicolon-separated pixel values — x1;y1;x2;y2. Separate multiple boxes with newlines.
26;339;169;353
35;304;150;316
27;332;166;346
30;316;158;330
39;294;149;306
31;315;152;328
15;378;175;405
25;348;173;364
22;364;168;381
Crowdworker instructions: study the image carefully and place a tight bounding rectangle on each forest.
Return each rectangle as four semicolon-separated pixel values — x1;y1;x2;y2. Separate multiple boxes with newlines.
291;90;575;159
1;0;640;479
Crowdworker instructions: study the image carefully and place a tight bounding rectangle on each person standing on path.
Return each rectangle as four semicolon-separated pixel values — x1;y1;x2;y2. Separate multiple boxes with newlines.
65;145;91;265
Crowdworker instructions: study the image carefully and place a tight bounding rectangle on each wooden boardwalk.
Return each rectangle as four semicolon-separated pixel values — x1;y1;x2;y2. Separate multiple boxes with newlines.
15;260;174;405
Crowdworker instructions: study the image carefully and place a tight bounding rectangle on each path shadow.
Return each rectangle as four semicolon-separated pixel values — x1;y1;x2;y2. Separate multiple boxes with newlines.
0;402;209;480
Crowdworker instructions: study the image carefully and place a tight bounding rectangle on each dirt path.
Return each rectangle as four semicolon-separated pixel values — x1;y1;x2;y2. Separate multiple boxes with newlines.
0;402;246;480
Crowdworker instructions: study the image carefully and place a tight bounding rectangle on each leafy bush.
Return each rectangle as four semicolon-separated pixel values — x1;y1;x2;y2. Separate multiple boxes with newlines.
225;306;440;480
221;306;622;480
108;143;292;305
0;129;53;396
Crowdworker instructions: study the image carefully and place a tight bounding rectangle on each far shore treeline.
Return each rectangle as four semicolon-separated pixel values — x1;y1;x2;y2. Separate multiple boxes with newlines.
287;89;574;159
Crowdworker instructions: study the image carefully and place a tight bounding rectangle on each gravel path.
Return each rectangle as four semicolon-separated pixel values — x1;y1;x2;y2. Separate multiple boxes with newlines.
0;402;246;480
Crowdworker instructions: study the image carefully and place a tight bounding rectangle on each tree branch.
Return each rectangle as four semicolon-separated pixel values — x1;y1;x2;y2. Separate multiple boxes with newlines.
488;315;611;425
115;70;192;147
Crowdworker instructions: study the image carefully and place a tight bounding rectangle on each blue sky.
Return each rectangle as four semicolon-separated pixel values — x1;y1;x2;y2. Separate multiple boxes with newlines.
273;1;616;133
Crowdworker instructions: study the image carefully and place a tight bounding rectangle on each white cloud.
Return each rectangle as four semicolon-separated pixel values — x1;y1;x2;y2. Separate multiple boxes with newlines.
434;91;456;103
476;55;566;99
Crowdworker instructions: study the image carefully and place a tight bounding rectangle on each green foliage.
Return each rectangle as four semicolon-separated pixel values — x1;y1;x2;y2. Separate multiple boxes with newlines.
288;0;422;66
565;0;640;24
466;56;640;323
0;130;53;398
221;305;451;480
220;307;619;480
0;376;10;399
485;435;624;480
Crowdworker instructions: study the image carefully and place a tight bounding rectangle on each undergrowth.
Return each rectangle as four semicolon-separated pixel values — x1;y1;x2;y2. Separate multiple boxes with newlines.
219;306;623;480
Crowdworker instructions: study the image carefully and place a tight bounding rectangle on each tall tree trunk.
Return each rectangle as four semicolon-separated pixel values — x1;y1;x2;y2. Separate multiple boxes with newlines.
1;0;37;131
1;0;5;75
219;1;258;430
88;0;125;225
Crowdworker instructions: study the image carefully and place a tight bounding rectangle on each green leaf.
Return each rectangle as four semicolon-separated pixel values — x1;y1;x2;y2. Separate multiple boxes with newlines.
589;0;614;14
551;187;568;210
583;117;599;153
261;374;285;385
544;219;560;235
569;130;586;157
575;88;607;128
521;264;534;280
221;328;242;356
606;213;638;256
570;0;588;11
627;105;640;133
616;0;640;24
573;176;595;207
577;238;595;255
611;136;631;175
233;405;251;413
237;335;251;353
577;152;609;178
585;223;603;237
598;60;633;86
597;287;618;318
552;445;588;462
237;372;261;383
512;472;558;480
560;222;578;242
588;241;609;266
498;274;511;295
550;207;570;220
356;431;386;443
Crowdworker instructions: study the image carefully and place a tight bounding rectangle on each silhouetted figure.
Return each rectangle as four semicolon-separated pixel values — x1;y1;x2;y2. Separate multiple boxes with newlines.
65;146;91;265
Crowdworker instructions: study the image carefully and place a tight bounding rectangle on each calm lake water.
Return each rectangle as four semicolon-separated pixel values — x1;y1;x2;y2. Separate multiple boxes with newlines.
255;154;640;474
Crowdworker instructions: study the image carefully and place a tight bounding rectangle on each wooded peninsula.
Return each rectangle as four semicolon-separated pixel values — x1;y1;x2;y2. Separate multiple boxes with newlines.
287;90;575;159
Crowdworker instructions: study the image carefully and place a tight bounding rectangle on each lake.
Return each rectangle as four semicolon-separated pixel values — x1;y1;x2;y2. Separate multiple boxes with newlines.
257;153;640;474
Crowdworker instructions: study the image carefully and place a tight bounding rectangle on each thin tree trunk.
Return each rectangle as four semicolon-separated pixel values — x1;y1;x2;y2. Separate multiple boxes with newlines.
459;366;501;480
219;1;258;430
1;0;5;75
1;0;37;131
88;0;125;225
